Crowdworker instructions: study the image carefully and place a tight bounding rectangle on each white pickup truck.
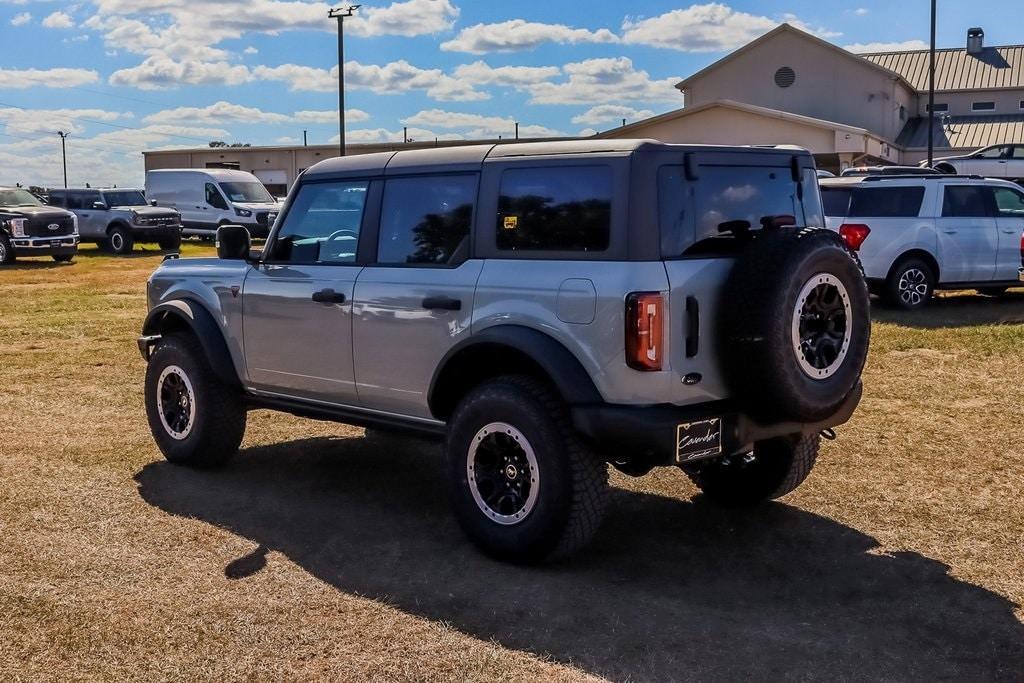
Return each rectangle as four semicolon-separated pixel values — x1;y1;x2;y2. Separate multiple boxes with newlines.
821;175;1024;309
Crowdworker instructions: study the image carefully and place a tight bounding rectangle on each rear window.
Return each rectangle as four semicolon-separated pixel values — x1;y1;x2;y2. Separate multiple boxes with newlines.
822;187;852;217
496;166;611;252
849;187;925;218
942;186;992;217
660;164;814;257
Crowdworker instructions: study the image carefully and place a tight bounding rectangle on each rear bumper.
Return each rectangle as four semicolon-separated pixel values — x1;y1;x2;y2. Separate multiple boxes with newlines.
11;234;79;256
572;382;863;466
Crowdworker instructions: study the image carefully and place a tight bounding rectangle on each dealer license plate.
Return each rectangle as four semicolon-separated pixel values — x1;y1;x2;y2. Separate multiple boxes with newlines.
675;418;723;463
51;240;62;247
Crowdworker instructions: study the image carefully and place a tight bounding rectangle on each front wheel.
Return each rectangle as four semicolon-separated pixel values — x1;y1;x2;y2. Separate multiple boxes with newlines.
446;376;609;563
885;258;935;310
0;235;14;265
106;226;134;255
158;232;181;251
144;333;246;467
687;433;820;507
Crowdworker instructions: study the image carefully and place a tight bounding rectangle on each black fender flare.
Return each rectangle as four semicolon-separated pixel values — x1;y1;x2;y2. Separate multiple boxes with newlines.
141;299;240;387
107;220;132;235
428;325;602;419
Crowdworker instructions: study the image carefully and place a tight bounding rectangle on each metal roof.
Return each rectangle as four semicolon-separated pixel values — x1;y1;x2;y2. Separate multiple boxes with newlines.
863;46;1024;92
895;114;1024;149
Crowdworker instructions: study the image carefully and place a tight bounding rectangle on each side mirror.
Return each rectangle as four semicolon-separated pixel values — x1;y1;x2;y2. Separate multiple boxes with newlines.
92;202;108;211
149;199;158;207
216;224;251;261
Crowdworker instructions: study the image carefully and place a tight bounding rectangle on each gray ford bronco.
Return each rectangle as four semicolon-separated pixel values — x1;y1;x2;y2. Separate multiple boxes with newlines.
48;188;181;254
139;140;870;562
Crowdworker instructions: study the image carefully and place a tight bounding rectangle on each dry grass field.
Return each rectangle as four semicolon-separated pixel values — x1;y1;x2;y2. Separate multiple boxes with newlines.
1;244;1022;681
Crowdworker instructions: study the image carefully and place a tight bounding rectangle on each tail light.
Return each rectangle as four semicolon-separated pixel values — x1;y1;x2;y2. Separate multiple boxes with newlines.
839;223;871;250
1019;231;1024;266
626;292;663;371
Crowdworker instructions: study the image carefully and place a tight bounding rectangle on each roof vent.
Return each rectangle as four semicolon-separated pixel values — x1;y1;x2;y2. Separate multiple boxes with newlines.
967;27;984;55
774;66;796;88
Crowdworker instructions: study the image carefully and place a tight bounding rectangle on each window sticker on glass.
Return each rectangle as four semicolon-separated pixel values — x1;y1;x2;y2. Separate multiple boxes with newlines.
503;215;519;230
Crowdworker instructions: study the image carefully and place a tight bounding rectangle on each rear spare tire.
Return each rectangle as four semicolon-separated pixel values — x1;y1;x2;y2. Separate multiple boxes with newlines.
720;228;870;423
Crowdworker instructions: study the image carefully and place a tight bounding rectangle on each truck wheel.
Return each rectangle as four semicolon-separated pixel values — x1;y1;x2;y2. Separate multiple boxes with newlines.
52;254;74;263
107;226;134;255
158;232;181;251
0;235;14;264
884;258;935;310
687;433;820;507
721;228;870;423
446;376;609;563
144;332;246;467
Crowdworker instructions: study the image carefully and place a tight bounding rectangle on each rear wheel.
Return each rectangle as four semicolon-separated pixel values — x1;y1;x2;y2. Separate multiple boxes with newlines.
0;235;14;265
885;258;935;310
106;225;134;255
144;332;246;467
158;231;181;251
687;433;820;507
446;376;608;562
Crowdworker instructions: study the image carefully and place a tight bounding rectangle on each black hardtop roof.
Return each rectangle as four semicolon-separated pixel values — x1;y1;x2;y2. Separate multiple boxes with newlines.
302;139;812;178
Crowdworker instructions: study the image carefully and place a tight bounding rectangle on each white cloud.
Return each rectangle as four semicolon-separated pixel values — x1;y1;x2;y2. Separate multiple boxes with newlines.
0;107;130;136
109;57;251;89
402;109;563;137
10;12;31;26
571;104;655;126
243;46;258;55
144;101;290;125
294;109;370;123
578;127;599;137
0;67;99;89
452;61;562;86
845;39;929;53
255;61;489;101
42;11;74;29
854;8;869;16
340;127;463;144
348;0;458;37
621;3;839;52
275;136;299;144
525;57;680;105
441;19;617;54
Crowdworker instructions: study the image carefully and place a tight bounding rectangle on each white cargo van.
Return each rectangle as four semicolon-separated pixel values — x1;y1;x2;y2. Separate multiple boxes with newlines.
145;169;281;238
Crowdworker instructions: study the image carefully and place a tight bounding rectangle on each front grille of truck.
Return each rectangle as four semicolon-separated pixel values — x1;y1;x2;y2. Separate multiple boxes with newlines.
25;216;75;237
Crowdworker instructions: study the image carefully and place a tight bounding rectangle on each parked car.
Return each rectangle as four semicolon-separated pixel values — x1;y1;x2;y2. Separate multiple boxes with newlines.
145;169;281;239
0;186;78;265
926;144;1024;179
138;140;871;563
48;188;181;254
841;165;941;177
821;175;1024;308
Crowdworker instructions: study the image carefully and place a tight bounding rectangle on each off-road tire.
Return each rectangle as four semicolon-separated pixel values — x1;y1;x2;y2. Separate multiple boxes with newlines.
885;258;935;310
52;254;74;263
145;332;246;467
158;232;181;251
687;433;820;507
446;375;608;563
720;228;870;423
106;225;134;255
0;235;14;264
977;286;1009;297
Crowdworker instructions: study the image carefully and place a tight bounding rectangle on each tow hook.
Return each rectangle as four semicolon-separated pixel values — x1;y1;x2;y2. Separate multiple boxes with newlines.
820;428;837;441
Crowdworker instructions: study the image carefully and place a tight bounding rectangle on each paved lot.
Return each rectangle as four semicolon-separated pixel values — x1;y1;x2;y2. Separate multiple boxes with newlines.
1;244;1022;681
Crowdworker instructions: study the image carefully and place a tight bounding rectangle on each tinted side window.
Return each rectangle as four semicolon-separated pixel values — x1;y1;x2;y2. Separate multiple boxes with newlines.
378;175;476;265
269;181;368;264
205;183;228;210
942;186;992;217
47;191;66;207
993;187;1024;217
496;166;611;252
65;193;83;210
848;187;925;218
821;188;852;217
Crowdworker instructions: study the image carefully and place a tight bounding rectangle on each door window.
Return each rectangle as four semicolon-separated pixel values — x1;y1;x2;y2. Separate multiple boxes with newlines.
205;183;228;210
496;165;612;252
267;180;369;264
993;187;1024;217
1012;146;1024;159
47;191;66;207
942;186;993;217
65;193;84;210
377;175;476;265
975;146;1008;159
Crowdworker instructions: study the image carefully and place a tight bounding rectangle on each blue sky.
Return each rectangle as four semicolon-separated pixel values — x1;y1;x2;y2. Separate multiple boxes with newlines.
0;0;1019;186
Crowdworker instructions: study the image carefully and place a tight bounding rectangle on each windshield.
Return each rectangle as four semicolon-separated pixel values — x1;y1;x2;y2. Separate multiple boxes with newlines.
219;181;274;204
102;190;146;207
0;189;43;207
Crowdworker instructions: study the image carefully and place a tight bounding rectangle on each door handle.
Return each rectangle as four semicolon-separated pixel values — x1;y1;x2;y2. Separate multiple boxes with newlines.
422;296;462;311
311;288;346;304
1002;229;1018;234
943;230;958;234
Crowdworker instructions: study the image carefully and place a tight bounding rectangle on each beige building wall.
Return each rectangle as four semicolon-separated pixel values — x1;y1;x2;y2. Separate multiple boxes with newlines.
920;89;1024;116
683;29;918;143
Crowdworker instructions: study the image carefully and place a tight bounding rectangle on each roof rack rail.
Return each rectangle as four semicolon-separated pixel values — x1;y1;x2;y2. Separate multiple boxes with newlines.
861;174;984;181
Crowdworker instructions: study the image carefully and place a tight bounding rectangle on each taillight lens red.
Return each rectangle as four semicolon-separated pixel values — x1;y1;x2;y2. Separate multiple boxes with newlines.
626;292;664;371
1019;231;1024;265
839;223;871;251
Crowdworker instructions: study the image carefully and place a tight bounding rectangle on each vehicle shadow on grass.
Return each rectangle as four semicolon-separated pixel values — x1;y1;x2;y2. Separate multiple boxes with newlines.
872;289;1024;329
135;434;1024;681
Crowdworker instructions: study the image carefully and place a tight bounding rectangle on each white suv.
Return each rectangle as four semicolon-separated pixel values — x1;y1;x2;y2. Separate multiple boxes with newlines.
822;175;1024;309
928;144;1024;180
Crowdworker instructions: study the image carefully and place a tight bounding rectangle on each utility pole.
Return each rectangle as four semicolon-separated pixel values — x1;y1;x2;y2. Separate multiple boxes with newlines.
303;130;308;147
927;0;936;167
328;4;359;157
514;122;519;140
57;131;69;188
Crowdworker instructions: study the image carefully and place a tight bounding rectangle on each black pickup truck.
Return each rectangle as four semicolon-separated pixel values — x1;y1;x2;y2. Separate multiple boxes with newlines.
0;187;79;264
